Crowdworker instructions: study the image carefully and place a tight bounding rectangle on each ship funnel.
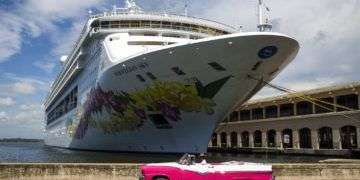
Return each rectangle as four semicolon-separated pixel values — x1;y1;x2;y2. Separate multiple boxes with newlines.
257;0;272;32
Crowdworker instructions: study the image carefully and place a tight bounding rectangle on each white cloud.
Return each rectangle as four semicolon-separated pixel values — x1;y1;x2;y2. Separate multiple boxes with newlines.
0;103;45;138
0;73;50;96
19;104;43;111
0;111;8;122
0;12;23;62
14;103;44;124
0;0;107;63
51;20;85;56
12;82;36;95
33;61;56;73
0;97;16;107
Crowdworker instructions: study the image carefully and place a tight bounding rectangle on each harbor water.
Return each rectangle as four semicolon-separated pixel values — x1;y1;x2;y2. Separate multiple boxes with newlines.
0;141;346;163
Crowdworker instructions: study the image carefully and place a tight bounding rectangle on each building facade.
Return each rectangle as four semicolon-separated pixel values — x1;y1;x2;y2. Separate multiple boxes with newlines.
209;82;360;155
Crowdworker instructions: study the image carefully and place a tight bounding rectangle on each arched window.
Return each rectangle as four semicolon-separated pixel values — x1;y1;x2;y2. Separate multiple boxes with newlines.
282;129;293;148
299;128;312;148
254;130;262;147
341;126;358;149
267;129;276;147
211;133;218;147
230;132;238;148
318;127;333;149
241;131;249;147
220;132;227;148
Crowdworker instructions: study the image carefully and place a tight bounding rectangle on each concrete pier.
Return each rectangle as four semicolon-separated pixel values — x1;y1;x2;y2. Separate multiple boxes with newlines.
1;162;360;179
0;163;140;180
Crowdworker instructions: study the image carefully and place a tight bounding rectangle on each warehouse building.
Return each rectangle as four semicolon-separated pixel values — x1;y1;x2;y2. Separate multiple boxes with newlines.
209;82;360;155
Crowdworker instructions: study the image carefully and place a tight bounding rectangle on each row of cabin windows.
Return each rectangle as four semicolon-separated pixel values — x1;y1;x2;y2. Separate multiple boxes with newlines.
136;62;226;83
129;32;201;40
127;41;176;46
227;94;359;122
92;20;230;36
136;72;157;82
46;87;78;125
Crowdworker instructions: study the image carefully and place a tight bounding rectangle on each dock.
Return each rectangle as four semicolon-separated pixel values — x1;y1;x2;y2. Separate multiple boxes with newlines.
1;162;360;180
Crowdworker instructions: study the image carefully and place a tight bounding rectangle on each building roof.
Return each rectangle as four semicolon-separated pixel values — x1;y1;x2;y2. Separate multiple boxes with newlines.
241;81;360;107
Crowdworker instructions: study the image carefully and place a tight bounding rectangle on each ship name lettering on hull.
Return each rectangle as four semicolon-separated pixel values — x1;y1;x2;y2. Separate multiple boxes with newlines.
114;62;149;76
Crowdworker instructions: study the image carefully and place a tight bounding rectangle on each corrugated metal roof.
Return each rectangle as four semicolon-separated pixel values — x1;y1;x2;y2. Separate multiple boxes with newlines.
244;81;360;106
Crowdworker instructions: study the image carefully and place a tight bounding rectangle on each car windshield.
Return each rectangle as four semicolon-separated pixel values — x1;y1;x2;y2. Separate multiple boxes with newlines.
177;154;196;165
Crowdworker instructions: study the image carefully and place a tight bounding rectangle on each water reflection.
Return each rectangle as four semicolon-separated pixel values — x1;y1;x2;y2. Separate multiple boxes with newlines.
0;142;346;163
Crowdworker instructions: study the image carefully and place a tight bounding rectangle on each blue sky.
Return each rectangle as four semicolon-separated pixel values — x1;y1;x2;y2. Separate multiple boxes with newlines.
0;0;359;139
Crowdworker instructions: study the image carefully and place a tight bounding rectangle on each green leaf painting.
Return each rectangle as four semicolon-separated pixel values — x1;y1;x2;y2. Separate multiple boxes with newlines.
70;76;232;139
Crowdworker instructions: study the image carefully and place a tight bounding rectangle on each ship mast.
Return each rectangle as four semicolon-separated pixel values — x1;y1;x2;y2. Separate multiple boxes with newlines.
125;0;142;13
257;0;272;32
184;0;188;16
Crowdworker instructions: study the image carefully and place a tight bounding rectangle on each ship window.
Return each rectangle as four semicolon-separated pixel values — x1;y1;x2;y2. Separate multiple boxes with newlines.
148;114;172;129
142;21;151;27
190;35;201;40
136;74;146;82
208;62;226;71
146;72;157;80
172;22;183;30
130;21;140;27
110;21;120;28
162;34;182;38
100;21;110;28
144;33;158;36
162;21;172;28
46;86;78;125
97;20;230;36
128;41;175;46
120;21;130;28
151;21;161;28
128;41;167;46
171;67;185;75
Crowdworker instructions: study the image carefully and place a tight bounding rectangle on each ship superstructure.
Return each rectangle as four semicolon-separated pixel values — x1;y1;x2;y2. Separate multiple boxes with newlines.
44;0;299;153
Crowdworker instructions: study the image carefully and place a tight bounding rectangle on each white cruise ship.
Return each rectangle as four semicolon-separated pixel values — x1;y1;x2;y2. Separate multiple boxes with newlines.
44;0;299;153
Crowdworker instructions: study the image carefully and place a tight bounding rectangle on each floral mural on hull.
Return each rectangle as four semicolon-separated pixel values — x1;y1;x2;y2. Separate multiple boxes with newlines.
72;76;232;139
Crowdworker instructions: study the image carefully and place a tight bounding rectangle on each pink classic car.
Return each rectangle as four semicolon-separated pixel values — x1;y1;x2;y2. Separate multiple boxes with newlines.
139;154;274;180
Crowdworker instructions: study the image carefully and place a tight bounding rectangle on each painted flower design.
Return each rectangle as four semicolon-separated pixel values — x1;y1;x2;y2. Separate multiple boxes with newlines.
72;76;231;139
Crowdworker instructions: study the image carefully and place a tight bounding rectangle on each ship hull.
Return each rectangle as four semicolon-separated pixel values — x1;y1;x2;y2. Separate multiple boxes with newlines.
45;32;299;153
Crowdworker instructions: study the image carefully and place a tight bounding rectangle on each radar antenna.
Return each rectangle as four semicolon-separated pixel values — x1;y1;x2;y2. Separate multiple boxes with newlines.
125;0;142;13
257;0;272;32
